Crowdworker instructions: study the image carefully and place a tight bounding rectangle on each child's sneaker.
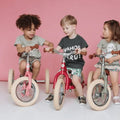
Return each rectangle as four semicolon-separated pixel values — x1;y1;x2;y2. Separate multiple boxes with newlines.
19;75;24;77
78;96;86;105
113;96;120;104
45;94;54;101
34;79;37;83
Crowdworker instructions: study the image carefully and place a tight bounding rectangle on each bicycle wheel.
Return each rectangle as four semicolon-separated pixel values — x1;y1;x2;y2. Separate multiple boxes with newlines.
8;69;14;93
11;77;39;107
45;69;50;94
87;71;94;89
54;78;65;110
87;79;111;111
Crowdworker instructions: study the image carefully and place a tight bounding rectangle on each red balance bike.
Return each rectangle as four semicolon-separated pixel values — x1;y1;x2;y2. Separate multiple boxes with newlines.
44;49;86;110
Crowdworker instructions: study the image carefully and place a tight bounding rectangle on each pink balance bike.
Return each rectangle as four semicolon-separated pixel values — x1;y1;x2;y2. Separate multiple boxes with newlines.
44;49;86;110
87;50;120;111
8;45;39;106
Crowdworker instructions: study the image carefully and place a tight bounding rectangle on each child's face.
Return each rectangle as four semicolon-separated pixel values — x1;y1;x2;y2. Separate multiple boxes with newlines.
62;23;76;37
102;24;112;41
22;24;36;40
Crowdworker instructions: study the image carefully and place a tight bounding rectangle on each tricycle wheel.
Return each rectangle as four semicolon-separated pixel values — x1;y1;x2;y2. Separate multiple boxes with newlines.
87;79;111;111
8;69;14;93
11;77;39;107
54;78;65;110
45;69;50;94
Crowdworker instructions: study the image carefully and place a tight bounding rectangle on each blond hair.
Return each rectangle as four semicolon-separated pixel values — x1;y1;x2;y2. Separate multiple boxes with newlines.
60;15;77;26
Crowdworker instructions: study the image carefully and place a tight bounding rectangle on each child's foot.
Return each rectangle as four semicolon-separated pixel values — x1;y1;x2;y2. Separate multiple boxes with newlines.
19;75;24;77
45;94;54;101
78;96;86;105
34;79;37;83
113;96;120;104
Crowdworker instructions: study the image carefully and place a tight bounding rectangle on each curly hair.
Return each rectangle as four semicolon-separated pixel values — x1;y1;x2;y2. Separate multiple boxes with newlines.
16;14;41;30
104;20;120;43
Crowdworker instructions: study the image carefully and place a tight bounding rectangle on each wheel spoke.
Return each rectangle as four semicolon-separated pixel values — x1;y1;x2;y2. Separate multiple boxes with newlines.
59;83;64;105
92;83;109;106
16;80;36;102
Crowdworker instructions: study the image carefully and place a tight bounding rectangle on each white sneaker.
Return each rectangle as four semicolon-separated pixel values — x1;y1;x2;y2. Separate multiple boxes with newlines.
113;96;120;104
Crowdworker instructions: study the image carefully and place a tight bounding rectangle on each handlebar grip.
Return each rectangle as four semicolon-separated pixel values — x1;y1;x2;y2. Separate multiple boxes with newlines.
43;48;47;52
89;53;96;59
80;51;87;56
17;44;39;57
111;50;120;55
17;52;23;57
30;44;39;50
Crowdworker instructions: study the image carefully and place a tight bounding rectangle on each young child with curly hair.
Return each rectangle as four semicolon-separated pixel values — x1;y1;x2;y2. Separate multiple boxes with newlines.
14;14;53;81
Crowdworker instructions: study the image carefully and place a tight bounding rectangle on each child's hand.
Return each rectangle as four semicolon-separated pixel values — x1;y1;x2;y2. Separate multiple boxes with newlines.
25;46;31;52
49;47;54;53
43;47;54;53
75;48;81;54
75;48;87;56
106;58;114;64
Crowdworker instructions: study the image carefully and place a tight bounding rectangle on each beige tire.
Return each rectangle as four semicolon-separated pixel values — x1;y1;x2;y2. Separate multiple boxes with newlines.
8;69;14;93
87;79;111;111
87;71;94;89
54;78;65;110
11;77;39;107
45;69;50;94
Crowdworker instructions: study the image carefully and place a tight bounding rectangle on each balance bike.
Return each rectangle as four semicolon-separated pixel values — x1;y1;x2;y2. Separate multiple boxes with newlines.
87;50;120;110
44;48;86;110
8;45;39;106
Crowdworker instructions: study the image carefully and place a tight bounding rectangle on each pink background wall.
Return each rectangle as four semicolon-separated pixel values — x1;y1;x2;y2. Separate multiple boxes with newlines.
0;0;120;83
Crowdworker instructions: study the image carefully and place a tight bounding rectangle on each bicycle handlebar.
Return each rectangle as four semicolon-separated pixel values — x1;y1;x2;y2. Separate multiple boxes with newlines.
89;50;120;59
54;50;75;57
17;44;39;57
43;47;87;56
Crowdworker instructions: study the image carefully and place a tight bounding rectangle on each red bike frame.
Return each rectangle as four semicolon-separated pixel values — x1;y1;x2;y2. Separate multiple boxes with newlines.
53;59;75;93
44;48;85;93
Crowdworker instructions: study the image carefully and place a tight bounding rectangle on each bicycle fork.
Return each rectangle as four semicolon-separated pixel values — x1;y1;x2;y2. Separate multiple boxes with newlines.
24;54;32;96
99;57;108;95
